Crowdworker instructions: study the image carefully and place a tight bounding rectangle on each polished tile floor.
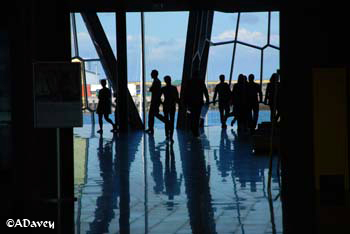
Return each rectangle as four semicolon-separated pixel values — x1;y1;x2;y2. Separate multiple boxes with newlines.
73;123;282;234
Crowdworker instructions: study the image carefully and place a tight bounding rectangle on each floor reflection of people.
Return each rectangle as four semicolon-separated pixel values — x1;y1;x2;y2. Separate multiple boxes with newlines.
116;132;142;234
164;143;183;209
230;129;277;192
214;129;233;181
177;130;216;234
148;134;164;194
88;131;142;234
88;135;117;234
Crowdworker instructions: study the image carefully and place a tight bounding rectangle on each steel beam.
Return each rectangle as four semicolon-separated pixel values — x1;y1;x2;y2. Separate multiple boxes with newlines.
176;10;213;129
69;0;281;13
116;11;129;132
81;12;144;130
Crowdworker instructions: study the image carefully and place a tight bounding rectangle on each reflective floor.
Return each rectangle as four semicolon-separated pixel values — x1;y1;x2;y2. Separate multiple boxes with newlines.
73;122;282;234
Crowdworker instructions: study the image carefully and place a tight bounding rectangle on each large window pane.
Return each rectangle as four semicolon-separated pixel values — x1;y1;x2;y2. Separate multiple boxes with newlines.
238;12;268;47
263;47;280;80
97;13;117;57
270;12;280;47
74;13;99;59
144;12;188;83
126;13;142;117
232;44;261;81
206;43;234;83
211;12;238;43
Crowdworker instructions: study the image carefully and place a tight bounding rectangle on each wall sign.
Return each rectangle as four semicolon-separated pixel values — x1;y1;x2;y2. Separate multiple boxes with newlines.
33;62;82;128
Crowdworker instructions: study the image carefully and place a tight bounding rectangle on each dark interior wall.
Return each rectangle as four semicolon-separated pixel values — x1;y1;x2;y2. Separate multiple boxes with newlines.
280;1;350;233
7;1;73;233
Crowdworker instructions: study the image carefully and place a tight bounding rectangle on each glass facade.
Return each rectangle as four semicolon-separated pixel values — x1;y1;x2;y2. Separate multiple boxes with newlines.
208;11;280;85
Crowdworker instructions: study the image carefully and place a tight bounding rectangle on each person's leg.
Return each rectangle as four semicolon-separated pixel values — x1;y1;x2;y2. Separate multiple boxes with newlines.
247;105;253;129
103;113;115;129
236;106;243;132
147;104;155;133
169;107;175;141
269;104;274;122
155;111;167;123
154;102;167;124
252;103;259;129
97;113;103;133
244;107;250;131
223;105;235;126
164;109;169;139
275;106;280;122
219;103;225;127
223;103;230;127
191;105;202;137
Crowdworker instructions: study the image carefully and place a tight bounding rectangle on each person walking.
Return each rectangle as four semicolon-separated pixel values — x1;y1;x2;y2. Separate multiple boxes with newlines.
232;74;249;133
247;74;263;131
145;69;167;134
264;73;280;122
161;75;179;143
213;74;231;128
96;79;117;134
184;70;209;137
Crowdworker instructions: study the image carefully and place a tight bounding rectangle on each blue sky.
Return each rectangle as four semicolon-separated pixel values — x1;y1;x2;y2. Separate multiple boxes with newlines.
72;11;279;83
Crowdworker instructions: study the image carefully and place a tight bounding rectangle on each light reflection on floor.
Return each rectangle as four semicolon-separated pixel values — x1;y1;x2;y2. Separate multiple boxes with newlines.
73;124;282;234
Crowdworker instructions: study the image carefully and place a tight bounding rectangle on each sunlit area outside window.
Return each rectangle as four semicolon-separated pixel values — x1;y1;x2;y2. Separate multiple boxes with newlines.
144;12;189;126
126;13;142;118
71;13;116;125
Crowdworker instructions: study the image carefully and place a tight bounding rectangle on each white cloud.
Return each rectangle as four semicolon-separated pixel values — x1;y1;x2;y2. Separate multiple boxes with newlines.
127;35;136;42
213;30;235;41
270;34;280;46
77;32;91;42
145;37;186;61
212;28;267;46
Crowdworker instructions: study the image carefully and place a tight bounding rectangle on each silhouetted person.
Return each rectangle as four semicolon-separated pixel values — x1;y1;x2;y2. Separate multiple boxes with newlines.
247;74;263;131
161;75;179;142
264;73;280;122
96;79;117;134
232;74;249;133
184;70;209;137
145;69;167;134
213;74;231;128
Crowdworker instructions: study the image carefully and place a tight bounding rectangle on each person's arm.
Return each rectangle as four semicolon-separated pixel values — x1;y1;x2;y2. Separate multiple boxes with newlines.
231;85;236;105
213;85;218;105
258;84;263;103
264;84;269;104
149;82;153;92
183;80;190;107
175;87;180;104
203;82;209;104
160;87;165;104
108;88;112;100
